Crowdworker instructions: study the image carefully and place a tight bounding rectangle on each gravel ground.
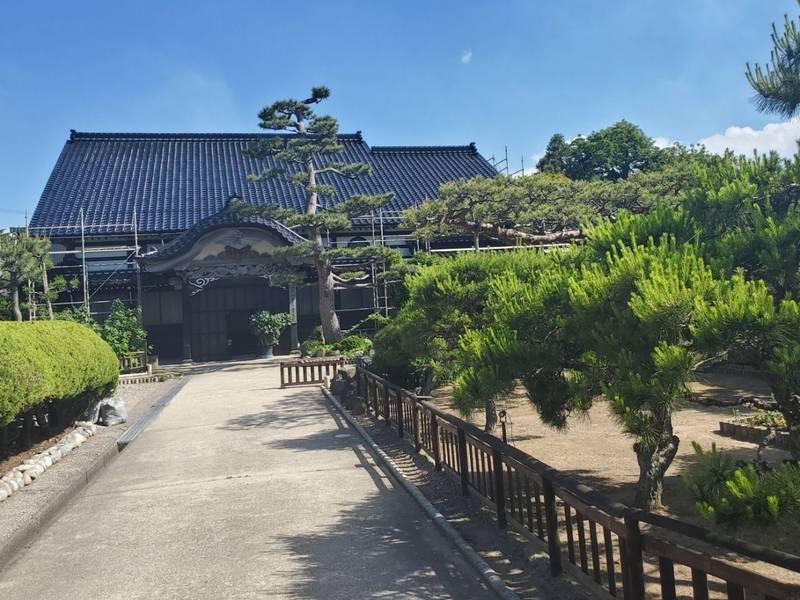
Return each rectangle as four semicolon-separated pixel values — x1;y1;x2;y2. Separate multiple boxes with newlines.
0;378;179;571
431;374;784;506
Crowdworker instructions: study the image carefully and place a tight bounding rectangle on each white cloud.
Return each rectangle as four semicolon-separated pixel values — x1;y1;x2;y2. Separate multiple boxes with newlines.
697;119;800;157
653;136;674;149
460;49;473;65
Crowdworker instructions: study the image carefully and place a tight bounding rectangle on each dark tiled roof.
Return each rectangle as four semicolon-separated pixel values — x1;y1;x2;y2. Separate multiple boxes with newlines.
139;200;307;263
30;131;496;237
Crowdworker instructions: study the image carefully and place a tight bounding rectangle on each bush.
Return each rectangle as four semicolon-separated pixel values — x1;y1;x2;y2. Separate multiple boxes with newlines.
300;334;373;358
0;321;119;425
101;299;146;356
332;334;373;357
55;306;100;332
249;311;292;347
684;442;800;526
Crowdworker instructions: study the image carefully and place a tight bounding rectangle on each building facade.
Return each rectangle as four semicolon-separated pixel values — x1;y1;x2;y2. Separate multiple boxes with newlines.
29;131;496;362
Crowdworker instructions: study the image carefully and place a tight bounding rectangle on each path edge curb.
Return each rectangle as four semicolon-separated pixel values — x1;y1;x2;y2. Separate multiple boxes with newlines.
0;376;188;572
321;387;521;600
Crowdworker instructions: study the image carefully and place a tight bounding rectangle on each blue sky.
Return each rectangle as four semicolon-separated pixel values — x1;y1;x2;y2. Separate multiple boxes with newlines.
1;1;797;229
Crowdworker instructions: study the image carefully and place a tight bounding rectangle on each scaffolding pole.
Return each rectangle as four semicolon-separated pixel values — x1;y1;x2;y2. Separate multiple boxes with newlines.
79;208;89;314
133;206;143;320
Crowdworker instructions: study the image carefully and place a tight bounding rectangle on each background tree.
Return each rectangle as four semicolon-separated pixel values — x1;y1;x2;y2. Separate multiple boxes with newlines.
564;121;666;181
536;121;666;181
0;232;45;321
242;86;393;342
536;133;570;174
747;2;800;117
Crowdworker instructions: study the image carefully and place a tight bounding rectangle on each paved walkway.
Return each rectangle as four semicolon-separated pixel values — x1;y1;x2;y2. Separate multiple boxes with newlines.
0;361;493;599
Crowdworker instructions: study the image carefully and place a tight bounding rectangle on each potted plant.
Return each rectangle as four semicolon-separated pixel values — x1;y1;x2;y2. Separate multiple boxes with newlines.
249;311;293;359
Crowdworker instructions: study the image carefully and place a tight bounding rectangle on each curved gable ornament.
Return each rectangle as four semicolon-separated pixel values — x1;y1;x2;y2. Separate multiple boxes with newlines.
138;201;310;293
180;263;291;295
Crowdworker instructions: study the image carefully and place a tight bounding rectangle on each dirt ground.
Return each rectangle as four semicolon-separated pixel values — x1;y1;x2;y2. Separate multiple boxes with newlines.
429;372;798;553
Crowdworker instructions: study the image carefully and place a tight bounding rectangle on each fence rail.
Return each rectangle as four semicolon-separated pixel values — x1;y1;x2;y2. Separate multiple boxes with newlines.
119;351;147;374
355;366;800;600
280;358;344;388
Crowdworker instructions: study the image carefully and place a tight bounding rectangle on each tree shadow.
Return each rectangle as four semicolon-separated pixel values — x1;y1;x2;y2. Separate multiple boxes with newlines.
270;489;493;600
219;387;334;431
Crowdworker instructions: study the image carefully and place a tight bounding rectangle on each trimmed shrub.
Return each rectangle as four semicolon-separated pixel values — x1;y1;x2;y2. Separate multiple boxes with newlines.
0;321;119;425
332;334;373;357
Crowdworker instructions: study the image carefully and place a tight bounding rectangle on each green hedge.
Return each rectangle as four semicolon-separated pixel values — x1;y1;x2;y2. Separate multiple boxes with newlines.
0;321;119;425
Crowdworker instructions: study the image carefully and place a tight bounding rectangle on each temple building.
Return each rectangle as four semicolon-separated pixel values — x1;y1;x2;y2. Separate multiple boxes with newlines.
29;131;495;362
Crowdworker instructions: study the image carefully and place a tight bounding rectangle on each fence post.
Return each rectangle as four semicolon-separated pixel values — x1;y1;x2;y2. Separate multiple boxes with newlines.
396;391;404;439
412;402;422;452
542;478;563;576
280;363;285;388
492;447;507;529
383;383;391;426
622;514;645;600
431;414;442;471
457;428;469;496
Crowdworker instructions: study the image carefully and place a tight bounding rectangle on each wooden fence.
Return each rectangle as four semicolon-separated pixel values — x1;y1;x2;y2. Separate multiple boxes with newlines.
280;358;344;388
119;351;147;374
355;366;800;600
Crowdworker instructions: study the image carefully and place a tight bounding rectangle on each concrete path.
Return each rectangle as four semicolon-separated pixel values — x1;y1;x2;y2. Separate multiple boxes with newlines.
0;361;493;599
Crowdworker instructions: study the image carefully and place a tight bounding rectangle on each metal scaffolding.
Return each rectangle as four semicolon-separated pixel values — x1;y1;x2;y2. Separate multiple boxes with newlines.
26;210;141;317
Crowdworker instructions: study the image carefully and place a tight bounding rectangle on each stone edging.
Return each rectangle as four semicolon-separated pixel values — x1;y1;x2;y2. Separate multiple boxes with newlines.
320;386;521;600
0;422;98;503
719;420;792;451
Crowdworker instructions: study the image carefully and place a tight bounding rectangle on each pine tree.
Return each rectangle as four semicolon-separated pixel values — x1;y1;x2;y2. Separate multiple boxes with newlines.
536;133;570;174
0;232;47;321
242;87;393;342
747;3;800;117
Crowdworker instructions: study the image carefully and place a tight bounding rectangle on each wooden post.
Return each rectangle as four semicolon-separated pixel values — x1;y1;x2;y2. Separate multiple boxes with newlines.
492;447;507;529
431;414;442;471
457;428;469;496
622;514;645;600
280;363;285;388
383;383;391;425
412;403;421;452
543;478;563;576
181;282;193;362
396;391;404;438
288;283;299;353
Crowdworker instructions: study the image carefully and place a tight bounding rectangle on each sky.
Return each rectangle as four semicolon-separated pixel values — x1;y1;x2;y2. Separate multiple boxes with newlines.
0;0;798;229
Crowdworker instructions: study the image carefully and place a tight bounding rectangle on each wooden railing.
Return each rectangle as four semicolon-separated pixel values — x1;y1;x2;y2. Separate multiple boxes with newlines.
356;366;800;600
280;358;343;388
120;351;147;374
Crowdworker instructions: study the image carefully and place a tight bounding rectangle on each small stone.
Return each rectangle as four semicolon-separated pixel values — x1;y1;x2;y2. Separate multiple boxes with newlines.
40;456;53;468
22;473;32;486
28;465;45;480
5;478;19;493
0;488;8;502
0;481;13;496
14;463;35;473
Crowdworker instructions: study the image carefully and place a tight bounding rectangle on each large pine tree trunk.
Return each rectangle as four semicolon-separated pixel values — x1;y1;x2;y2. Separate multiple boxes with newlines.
633;434;679;509
316;255;342;343
42;261;53;320
484;396;498;433
10;278;22;321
